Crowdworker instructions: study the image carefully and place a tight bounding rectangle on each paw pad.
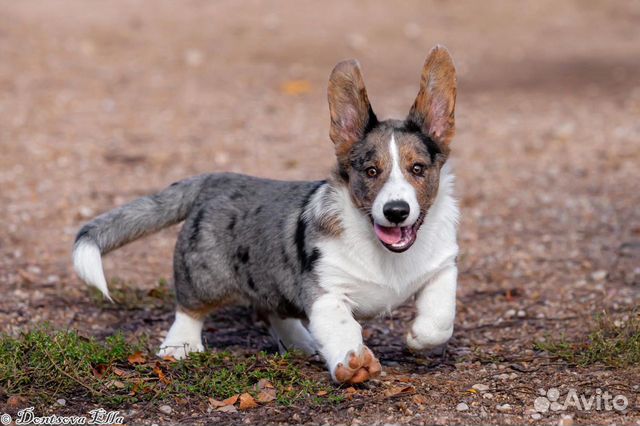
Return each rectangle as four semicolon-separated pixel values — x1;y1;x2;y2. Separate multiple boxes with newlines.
334;347;381;384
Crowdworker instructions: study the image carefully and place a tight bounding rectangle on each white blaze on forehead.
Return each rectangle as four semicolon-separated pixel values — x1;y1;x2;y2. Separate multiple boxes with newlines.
371;134;421;227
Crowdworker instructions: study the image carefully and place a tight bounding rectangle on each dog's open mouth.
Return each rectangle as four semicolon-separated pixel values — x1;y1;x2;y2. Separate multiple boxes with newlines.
373;222;419;253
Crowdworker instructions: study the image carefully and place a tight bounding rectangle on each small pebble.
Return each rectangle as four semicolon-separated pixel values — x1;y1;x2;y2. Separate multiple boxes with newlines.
472;383;490;392
158;405;172;415
56;398;66;406
496;403;511;412
456;402;469;412
482;393;494;399
591;270;607;281
531;413;542;420
505;309;516;318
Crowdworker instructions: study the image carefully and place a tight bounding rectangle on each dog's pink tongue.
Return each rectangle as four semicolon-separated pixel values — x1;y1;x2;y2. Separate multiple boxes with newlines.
374;224;402;245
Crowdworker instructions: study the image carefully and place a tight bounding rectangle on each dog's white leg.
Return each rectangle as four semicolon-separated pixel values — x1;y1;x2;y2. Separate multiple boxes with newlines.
308;293;381;383
406;265;457;351
157;310;205;359
268;315;317;356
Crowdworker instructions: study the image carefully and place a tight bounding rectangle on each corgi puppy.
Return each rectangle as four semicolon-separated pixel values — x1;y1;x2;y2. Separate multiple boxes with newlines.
73;45;459;384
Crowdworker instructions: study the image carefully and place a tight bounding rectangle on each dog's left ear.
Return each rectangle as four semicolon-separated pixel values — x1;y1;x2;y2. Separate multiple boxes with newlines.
328;59;377;167
407;45;457;151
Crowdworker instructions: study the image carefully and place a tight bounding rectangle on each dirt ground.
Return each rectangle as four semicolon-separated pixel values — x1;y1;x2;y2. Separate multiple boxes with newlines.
1;1;640;424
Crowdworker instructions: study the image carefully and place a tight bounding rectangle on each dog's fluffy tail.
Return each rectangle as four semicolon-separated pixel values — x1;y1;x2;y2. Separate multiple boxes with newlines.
72;174;209;300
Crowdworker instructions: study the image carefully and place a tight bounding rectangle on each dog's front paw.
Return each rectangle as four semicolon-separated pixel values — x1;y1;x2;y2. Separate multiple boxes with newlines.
157;340;204;360
406;319;453;352
332;346;381;384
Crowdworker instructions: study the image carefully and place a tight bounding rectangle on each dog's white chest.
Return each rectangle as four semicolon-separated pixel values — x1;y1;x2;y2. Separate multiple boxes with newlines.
315;220;457;317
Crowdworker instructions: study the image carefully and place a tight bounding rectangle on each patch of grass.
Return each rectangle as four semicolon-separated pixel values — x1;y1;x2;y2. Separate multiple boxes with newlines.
535;312;640;368
90;277;174;310
0;327;341;408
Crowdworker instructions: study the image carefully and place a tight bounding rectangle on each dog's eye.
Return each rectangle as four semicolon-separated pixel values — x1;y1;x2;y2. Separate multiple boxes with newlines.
366;167;378;178
411;164;425;176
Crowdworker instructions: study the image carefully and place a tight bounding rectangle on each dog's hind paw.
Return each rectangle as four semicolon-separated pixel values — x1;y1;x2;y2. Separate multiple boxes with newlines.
157;341;204;360
332;346;381;384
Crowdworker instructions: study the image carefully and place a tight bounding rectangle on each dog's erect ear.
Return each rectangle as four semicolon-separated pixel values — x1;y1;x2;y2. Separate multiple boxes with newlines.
328;59;377;165
407;45;457;150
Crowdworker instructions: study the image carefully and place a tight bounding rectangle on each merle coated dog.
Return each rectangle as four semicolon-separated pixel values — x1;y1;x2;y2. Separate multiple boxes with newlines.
73;45;459;384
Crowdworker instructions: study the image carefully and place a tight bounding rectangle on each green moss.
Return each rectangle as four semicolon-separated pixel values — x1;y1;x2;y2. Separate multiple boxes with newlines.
0;327;341;408
535;312;640;368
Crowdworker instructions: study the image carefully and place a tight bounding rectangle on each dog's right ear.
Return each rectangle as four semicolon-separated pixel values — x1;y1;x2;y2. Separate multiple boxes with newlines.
328;60;377;167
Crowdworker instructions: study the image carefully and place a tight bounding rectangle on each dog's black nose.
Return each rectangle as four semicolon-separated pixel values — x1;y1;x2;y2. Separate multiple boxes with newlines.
383;200;410;224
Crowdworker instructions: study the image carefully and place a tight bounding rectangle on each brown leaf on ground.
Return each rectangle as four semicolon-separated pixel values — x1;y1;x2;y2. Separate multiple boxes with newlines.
316;390;328;396
256;378;274;390
412;394;428;404
281;80;311;95
209;394;240;409
256;388;277;403
153;362;170;384
7;396;26;407
127;351;146;365
18;269;38;284
208;397;227;408
108;380;126;389
223;394;240;406
384;385;416;398
239;393;258;410
217;405;238;413
91;364;108;379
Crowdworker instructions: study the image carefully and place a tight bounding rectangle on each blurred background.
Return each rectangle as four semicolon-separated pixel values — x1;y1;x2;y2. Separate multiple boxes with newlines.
0;0;639;387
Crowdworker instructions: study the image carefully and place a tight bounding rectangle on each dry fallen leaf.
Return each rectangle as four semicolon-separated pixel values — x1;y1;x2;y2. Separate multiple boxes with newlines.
256;388;276;403
281;79;311;95
112;367;126;377
412;394;427;404
127;351;146;365
217;405;237;413
92;364;108;379
345;387;357;394
239;393;258;410
7;396;26;408
18;269;38;284
108;380;126;389
153;362;170;384
208;397;227;408
209;394;239;409
223;394;239;406
316;390;328;397
384;385;416;398
161;355;177;363
256;378;274;390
